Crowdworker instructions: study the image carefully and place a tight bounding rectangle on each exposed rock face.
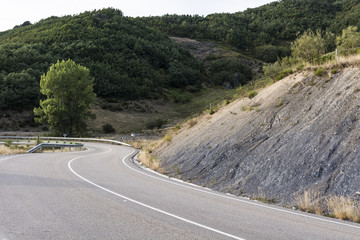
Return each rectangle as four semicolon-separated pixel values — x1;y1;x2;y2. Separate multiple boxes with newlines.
156;68;360;204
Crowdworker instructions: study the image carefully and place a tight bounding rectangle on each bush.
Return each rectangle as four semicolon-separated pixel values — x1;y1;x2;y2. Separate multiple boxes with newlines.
276;69;293;80
247;91;258;99
327;195;360;222
164;134;173;142
331;68;339;74
102;123;116;134
4;140;12;148
315;67;325;76
188;119;197;128
146;119;167;129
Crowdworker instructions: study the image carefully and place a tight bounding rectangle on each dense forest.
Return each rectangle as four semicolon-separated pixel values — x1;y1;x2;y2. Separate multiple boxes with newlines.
140;0;360;62
0;8;205;110
1;0;360;110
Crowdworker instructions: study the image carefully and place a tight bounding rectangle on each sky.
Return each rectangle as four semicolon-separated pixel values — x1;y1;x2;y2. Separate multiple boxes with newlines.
0;0;275;32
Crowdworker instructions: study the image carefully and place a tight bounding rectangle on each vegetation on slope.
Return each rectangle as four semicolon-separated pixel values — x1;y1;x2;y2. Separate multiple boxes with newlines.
141;0;360;62
3;0;360;133
0;8;205;110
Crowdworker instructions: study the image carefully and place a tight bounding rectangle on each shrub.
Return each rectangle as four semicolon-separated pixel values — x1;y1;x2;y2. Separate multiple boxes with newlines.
276;69;293;80
146;119;167;129
102;123;116;134
4;140;12;148
188;119;197;128
247;91;257;99
164;134;173;142
327;195;360;222
331;68;339;74
173;124;181;132
315;67;325;77
296;190;324;215
275;99;284;107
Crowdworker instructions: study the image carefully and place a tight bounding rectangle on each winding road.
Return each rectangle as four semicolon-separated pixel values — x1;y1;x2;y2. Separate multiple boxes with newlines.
0;142;359;239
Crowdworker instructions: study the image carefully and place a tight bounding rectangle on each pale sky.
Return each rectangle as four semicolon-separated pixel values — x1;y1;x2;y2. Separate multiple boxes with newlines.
0;0;275;32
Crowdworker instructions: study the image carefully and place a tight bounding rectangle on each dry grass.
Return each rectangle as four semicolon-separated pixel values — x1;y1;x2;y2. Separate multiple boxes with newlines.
131;139;164;172
88;88;236;134
252;187;276;204
308;53;360;71
187;119;198;128
327;195;360;222
296;190;360;223
296;190;325;215
0;145;27;155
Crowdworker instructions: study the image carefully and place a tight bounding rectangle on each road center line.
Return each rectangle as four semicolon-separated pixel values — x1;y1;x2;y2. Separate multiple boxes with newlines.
68;148;245;240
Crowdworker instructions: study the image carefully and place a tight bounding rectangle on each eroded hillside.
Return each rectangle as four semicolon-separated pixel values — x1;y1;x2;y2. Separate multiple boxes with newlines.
156;67;360;204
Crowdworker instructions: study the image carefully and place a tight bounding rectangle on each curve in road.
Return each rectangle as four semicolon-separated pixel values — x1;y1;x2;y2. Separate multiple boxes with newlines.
1;142;360;240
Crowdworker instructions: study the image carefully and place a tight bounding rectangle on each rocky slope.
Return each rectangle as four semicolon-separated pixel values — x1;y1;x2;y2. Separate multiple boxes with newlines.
156;67;360;204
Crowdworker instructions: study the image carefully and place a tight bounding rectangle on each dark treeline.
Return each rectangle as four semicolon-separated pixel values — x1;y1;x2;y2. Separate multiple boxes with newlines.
140;0;360;62
0;8;205;110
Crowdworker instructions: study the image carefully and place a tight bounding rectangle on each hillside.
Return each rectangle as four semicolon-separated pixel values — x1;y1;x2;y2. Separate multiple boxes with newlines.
141;0;360;62
155;65;360;205
170;37;260;88
0;8;205;110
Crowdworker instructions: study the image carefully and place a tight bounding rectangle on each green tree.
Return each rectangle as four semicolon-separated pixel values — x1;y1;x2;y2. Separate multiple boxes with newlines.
291;30;325;64
34;59;96;136
336;26;360;55
0;71;39;109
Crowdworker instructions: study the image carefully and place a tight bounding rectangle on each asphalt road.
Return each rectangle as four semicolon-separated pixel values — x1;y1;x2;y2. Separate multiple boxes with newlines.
1;143;360;240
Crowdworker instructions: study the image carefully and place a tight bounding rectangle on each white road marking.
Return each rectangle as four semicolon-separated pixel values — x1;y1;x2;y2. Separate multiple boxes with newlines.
68;148;246;240
123;151;360;231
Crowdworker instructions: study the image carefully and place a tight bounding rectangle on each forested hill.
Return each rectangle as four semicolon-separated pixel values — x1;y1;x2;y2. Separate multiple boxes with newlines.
140;0;360;62
0;8;204;110
2;0;360;111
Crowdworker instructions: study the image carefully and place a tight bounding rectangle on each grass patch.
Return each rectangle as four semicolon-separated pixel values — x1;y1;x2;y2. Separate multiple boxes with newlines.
89;88;236;133
331;68;339;74
247;91;258;99
315;67;326;77
130;138;164;172
296;190;360;223
276;68;293;80
327;195;360;222
188;119;198;128
275;99;284;108
164;134;173;143
0;145;28;155
251;188;276;204
296;190;324;215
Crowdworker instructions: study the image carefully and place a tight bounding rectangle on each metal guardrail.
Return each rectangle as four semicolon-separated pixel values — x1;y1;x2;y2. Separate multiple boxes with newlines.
27;143;84;153
0;136;132;154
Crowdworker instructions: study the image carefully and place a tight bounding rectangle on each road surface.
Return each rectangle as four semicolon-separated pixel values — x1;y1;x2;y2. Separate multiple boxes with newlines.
0;142;359;239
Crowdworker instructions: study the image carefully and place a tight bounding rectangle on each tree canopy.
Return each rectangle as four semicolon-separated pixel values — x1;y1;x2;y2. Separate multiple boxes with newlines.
34;60;96;136
0;8;205;110
291;30;325;64
3;1;360;111
140;0;360;62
